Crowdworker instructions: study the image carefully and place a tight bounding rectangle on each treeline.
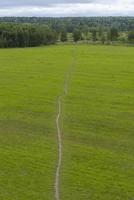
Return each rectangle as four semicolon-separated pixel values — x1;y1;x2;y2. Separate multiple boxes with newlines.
0;17;134;32
59;27;134;44
0;17;134;48
69;27;134;44
0;23;57;48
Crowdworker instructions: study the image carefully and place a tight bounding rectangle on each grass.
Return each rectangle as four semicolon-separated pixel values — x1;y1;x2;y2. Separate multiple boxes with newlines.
0;46;72;200
62;45;134;200
0;45;134;200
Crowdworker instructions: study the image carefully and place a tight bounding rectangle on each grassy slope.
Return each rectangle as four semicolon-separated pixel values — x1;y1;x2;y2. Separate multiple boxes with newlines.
0;45;134;200
0;46;72;200
62;45;134;200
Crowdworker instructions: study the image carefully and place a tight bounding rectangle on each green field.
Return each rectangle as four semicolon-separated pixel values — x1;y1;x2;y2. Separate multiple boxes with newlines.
0;45;134;200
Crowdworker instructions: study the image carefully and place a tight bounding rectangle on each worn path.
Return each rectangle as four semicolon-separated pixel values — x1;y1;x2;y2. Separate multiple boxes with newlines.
54;48;76;200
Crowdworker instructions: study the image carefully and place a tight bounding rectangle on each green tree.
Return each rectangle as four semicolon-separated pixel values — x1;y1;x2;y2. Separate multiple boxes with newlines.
0;23;57;48
73;29;81;42
109;27;119;41
60;30;67;42
92;29;97;41
128;31;134;43
101;34;106;44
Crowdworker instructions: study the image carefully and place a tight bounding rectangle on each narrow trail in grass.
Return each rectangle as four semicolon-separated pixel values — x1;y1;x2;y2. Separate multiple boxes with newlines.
55;48;76;200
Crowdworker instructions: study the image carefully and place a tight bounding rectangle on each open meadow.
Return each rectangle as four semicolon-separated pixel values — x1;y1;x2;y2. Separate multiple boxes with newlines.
0;45;134;200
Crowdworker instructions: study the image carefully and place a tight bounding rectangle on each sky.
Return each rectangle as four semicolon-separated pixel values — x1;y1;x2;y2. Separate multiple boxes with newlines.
0;0;134;17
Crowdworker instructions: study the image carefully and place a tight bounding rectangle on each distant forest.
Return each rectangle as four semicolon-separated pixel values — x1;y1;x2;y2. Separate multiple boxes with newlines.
0;17;134;48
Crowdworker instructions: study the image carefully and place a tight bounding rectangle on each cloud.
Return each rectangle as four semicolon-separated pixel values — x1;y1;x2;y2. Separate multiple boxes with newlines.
0;0;134;16
0;0;90;7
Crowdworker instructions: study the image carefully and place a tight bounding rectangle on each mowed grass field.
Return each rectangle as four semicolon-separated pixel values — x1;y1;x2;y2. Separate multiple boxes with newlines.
0;46;72;200
0;45;134;200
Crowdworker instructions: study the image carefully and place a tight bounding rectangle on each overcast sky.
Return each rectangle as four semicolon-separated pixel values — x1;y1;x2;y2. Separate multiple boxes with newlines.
0;0;134;17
